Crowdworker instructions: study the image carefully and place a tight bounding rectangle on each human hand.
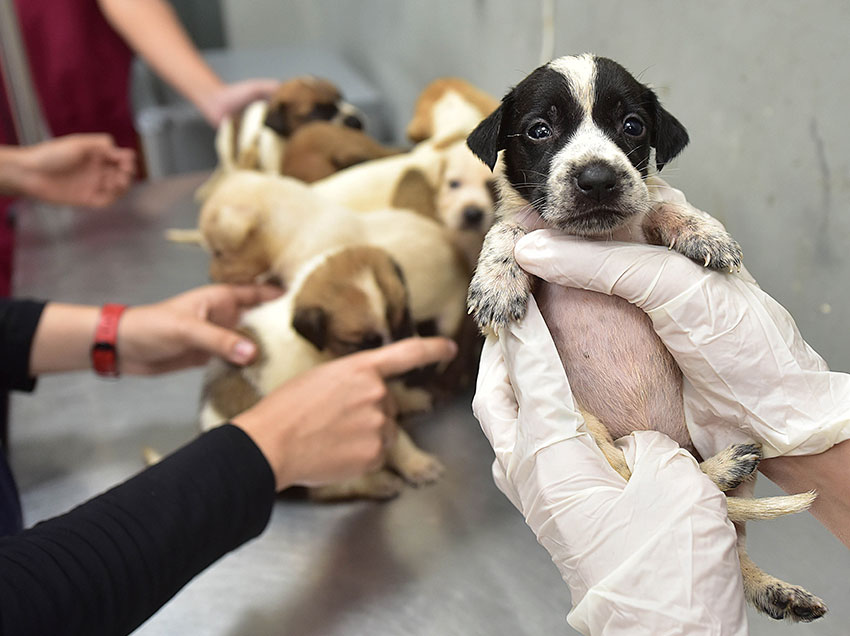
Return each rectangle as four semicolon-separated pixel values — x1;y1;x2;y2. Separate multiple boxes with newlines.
118;284;282;374
16;134;136;207
199;79;280;126
232;337;457;491
473;297;747;635
514;194;850;460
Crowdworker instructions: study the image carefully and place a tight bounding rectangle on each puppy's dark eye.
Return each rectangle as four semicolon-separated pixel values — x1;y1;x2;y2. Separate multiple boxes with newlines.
448;179;461;189
526;122;552;141
623;116;645;138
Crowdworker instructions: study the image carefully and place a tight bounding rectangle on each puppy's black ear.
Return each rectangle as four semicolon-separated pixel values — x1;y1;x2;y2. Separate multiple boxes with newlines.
292;306;327;351
264;105;294;136
467;102;505;171
651;96;689;172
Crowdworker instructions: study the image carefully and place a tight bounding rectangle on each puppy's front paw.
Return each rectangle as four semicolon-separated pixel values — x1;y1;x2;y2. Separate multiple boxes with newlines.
700;442;762;491
468;222;530;334
753;583;827;623
673;227;743;272
467;270;530;335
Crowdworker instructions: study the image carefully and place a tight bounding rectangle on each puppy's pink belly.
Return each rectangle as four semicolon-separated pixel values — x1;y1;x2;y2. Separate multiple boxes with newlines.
536;283;693;451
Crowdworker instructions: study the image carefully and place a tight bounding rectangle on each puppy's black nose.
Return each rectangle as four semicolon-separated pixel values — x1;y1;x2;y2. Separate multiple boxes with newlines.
576;163;618;201
343;115;363;130
462;206;485;228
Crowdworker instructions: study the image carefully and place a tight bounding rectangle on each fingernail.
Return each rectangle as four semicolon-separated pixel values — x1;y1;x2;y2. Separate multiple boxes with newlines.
232;339;256;363
447;340;459;357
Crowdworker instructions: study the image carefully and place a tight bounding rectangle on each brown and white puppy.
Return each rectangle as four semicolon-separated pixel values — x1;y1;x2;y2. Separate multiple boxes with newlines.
199;170;469;340
407;77;500;146
200;246;444;500
195;76;365;201
280;121;402;183
467;54;825;622
218;76;364;174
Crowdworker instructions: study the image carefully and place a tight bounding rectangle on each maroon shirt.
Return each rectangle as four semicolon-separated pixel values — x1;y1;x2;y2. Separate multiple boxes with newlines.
0;0;139;297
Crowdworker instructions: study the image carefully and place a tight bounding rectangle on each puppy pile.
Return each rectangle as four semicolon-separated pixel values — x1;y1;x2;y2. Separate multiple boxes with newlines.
467;53;826;622
174;76;502;500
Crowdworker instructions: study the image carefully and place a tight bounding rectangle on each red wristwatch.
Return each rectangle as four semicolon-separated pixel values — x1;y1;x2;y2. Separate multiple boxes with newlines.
91;303;127;377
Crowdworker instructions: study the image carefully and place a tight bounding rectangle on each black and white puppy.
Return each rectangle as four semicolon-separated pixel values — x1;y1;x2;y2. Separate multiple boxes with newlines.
467;54;826;622
467;53;743;332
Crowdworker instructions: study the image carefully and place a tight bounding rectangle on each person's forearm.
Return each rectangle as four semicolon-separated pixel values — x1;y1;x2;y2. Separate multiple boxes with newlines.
97;0;224;120
28;303;100;375
0;145;34;198
0;425;274;635
760;440;850;549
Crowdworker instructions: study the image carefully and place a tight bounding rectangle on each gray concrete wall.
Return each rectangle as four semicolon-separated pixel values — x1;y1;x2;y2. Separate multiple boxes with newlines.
222;0;850;372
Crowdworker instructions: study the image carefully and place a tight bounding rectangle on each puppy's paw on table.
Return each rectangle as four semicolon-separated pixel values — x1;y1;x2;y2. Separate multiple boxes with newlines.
310;470;405;501
395;450;445;486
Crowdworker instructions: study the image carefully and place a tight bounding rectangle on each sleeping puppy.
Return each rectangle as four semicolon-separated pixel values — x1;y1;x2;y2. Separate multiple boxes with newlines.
467;53;826;622
200;245;444;500
195;76;365;201
199;170;468;340
280;121;401;183
218;75;364;173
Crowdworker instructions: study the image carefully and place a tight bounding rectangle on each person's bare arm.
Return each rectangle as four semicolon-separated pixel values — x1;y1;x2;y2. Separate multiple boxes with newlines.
97;0;278;125
760;441;850;549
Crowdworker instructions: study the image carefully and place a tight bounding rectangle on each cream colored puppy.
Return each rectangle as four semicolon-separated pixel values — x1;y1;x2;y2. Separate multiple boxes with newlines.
199;170;468;339
200;246;444;500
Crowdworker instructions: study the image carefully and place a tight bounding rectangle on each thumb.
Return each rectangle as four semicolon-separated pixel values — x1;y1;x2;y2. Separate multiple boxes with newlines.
515;230;713;311
185;320;258;365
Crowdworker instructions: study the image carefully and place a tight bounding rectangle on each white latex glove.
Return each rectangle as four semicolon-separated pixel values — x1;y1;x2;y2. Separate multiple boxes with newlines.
514;182;850;460
472;297;747;636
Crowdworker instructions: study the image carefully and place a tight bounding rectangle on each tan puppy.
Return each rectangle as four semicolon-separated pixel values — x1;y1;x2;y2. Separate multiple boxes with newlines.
406;77;500;145
199;170;468;339
200;246;444;500
311;139;497;271
281;121;401;183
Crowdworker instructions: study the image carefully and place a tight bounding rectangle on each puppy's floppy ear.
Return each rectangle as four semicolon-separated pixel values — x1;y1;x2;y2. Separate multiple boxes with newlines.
466;99;507;171
264;104;294;136
202;204;262;251
649;93;689;172
292;306;328;351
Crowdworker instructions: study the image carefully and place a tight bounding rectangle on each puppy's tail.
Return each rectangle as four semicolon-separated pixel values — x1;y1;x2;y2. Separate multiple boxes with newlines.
165;228;204;246
141;446;164;466
726;491;816;522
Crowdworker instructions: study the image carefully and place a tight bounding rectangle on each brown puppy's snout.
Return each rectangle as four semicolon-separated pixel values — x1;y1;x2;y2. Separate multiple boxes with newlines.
575;162;619;202
342;114;363;130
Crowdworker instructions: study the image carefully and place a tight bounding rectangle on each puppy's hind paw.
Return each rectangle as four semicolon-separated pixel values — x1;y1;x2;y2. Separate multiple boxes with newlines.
754;583;827;623
700;442;762;491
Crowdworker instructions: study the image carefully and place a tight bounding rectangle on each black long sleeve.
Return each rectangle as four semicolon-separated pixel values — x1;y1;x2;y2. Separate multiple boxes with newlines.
0;298;46;392
0;423;276;635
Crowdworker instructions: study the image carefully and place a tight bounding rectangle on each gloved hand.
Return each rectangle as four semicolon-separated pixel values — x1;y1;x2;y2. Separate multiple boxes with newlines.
472;297;747;636
514;179;850;459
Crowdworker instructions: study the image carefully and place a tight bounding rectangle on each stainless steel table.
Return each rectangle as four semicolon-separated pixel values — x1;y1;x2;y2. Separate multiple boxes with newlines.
9;174;849;635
